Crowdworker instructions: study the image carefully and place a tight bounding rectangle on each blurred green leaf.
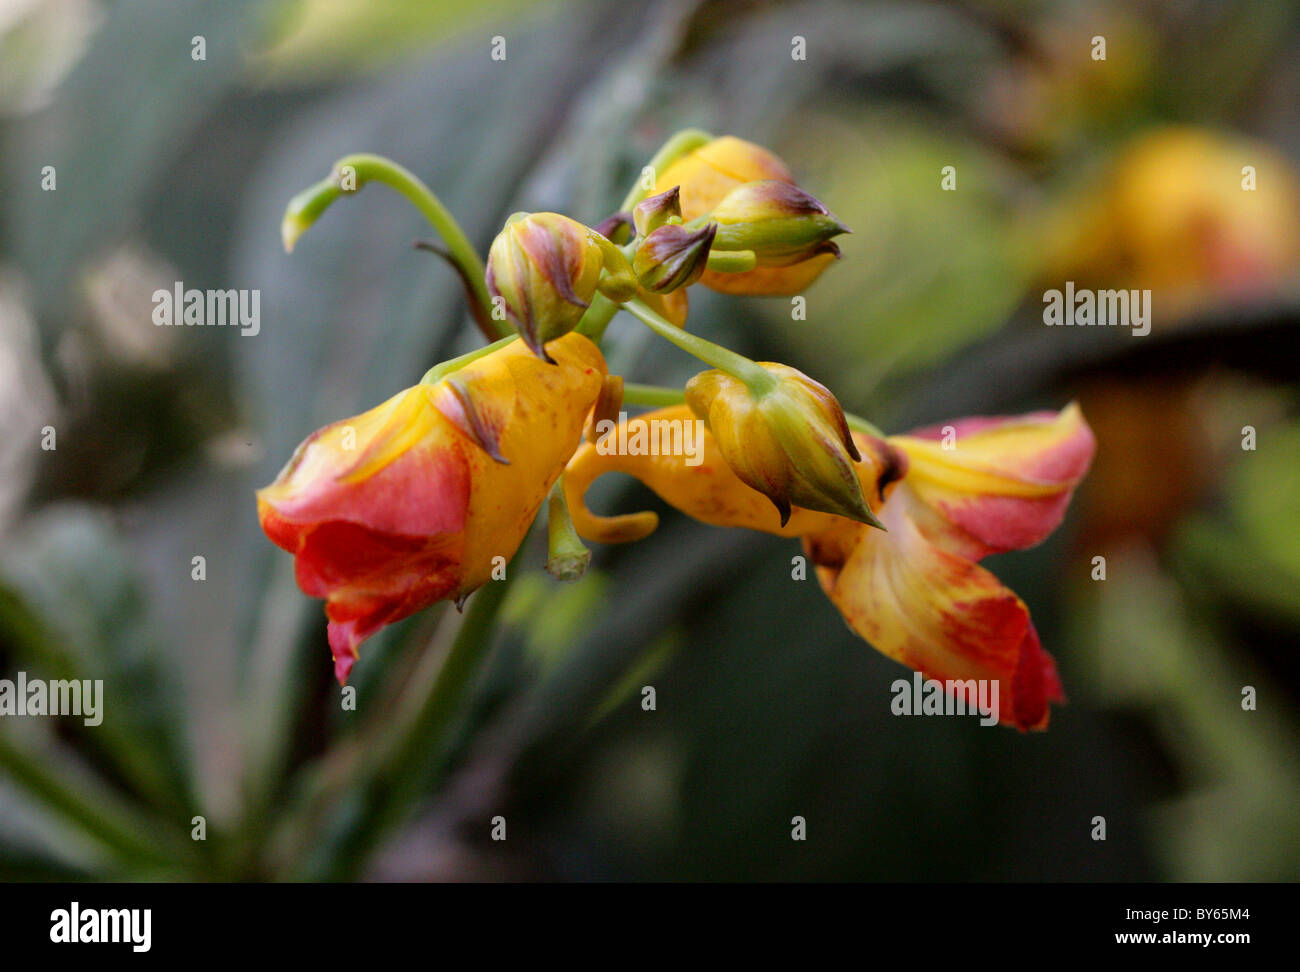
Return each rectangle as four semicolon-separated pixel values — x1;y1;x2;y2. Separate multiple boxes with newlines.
756;112;1029;407
5;0;263;345
0;506;195;819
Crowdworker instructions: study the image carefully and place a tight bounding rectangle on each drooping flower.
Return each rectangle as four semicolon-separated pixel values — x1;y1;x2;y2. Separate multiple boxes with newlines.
805;406;1094;730
564;403;1094;729
651;134;846;295
257;333;607;683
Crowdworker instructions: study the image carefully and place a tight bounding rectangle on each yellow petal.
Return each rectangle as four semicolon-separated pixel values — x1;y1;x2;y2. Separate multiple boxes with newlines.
564;405;840;543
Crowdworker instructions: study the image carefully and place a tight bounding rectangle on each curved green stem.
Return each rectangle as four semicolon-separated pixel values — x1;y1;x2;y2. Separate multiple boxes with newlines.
546;478;591;582
282;153;508;341
622;297;776;395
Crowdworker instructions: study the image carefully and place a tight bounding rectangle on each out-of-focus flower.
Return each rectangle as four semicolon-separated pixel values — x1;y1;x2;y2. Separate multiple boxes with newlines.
686;364;878;527
652;135;845;295
486;213;630;361
1041;126;1300;313
564;404;1094;729
634;223;717;294
257;333;607;682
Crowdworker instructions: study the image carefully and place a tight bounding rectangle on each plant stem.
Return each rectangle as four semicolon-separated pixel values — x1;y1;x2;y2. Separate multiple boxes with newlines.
622;297;776;394
281;562;520;880
545;478;591;581
622;383;686;407
574;292;621;343
283;153;508;341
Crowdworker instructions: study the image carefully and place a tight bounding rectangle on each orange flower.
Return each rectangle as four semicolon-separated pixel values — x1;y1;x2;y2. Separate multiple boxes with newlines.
258;334;606;682
565;404;1094;729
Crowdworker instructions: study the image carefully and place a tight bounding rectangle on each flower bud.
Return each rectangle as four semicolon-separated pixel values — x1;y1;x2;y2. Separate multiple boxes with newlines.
652;135;848;295
633;223;717;294
654;135;794;221
685;364;879;528
633;186;683;237
709;180;848;267
486;212;605;362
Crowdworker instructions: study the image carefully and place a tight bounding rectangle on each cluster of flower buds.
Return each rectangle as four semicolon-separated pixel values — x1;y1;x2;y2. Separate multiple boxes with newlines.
649;135;851;295
482;133;853;362
631;188;717;294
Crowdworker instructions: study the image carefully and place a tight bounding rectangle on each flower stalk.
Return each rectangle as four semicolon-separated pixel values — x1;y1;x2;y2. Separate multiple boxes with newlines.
282;153;506;341
622;297;776;396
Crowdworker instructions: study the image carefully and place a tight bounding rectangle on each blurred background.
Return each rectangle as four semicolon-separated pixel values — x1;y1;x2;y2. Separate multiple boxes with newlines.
1;0;1298;881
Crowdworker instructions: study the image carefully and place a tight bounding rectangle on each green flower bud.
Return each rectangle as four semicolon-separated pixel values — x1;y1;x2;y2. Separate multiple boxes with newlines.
486;212;605;362
633;223;717;294
633;186;683;237
708;180;850;268
685;363;879;528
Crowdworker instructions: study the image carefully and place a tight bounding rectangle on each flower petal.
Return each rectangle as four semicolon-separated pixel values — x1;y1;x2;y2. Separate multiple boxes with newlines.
804;487;1065;729
564;405;843;543
887;403;1095;560
257;334;608;682
257;392;471;539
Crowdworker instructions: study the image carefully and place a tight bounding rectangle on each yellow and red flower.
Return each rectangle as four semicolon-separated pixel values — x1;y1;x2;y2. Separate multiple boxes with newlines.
564;403;1094;729
257;333;607;683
